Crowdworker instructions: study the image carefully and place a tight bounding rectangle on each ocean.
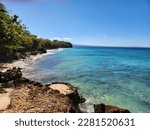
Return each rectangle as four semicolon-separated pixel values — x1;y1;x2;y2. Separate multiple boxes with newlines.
22;45;150;112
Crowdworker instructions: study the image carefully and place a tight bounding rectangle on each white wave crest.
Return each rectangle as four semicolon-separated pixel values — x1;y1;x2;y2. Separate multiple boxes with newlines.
57;48;64;52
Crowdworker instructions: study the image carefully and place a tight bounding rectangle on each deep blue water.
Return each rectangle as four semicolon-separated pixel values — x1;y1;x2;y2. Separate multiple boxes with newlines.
24;46;150;112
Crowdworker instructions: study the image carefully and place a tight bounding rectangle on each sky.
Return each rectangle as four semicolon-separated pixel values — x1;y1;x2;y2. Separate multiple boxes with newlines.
1;0;150;47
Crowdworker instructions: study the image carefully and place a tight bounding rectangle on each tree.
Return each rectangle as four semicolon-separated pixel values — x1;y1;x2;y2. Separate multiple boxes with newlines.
0;2;72;62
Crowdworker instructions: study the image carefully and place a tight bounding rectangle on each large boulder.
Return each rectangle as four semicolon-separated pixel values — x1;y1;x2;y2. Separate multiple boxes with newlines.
94;103;130;113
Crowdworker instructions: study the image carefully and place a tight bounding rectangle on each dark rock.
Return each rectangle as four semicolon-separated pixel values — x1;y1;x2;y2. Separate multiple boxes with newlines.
30;51;39;55
94;103;105;113
0;54;18;63
105;105;131;113
0;67;22;83
0;88;7;94
13;77;43;87
67;91;86;104
13;77;30;85
1;81;15;88
68;107;76;113
94;104;130;113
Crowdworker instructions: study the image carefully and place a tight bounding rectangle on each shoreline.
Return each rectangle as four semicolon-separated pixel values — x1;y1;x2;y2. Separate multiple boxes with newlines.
1;48;64;66
0;48;60;72
0;48;65;83
0;49;131;113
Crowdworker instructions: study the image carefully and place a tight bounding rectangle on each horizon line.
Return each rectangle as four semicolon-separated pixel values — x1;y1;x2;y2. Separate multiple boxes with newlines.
73;44;150;49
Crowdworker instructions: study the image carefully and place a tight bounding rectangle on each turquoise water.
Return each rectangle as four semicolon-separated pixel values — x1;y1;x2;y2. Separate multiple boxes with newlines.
26;46;150;112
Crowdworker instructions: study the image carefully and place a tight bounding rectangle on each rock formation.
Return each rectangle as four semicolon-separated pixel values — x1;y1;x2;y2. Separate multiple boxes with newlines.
94;103;130;113
0;67;22;83
0;68;85;113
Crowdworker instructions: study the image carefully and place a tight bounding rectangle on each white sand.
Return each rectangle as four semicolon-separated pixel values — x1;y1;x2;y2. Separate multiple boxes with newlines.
0;88;13;111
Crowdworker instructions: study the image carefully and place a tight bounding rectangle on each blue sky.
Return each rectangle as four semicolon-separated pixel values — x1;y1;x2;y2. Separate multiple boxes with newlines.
1;0;150;47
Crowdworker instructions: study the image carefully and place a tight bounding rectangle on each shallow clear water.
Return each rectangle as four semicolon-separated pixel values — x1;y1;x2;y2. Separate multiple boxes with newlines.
24;46;150;112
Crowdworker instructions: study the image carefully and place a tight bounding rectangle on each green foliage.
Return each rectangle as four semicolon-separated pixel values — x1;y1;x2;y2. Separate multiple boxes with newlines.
0;2;72;61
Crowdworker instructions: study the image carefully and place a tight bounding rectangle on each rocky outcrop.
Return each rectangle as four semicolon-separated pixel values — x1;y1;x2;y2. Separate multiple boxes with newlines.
47;82;86;104
2;83;80;113
0;68;85;113
0;67;22;83
94;103;130;113
13;77;43;87
47;82;86;112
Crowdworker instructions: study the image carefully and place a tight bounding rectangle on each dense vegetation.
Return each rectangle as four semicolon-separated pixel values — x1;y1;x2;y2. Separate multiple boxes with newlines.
0;3;72;62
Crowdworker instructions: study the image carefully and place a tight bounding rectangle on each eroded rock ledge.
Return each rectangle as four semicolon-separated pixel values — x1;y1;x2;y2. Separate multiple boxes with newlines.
0;67;130;113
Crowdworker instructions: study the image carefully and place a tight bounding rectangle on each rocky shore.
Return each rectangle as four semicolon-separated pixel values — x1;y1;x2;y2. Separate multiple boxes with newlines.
0;67;85;112
0;67;130;113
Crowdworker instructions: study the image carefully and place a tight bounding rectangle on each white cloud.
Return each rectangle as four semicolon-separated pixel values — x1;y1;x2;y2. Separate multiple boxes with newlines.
49;37;72;41
63;37;72;41
37;36;42;38
53;37;62;40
